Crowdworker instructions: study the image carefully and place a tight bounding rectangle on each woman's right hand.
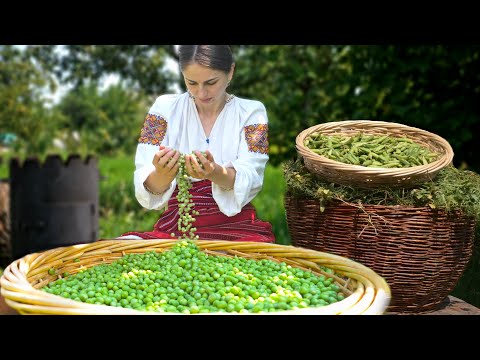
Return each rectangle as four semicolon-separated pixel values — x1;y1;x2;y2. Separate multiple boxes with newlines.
152;145;181;181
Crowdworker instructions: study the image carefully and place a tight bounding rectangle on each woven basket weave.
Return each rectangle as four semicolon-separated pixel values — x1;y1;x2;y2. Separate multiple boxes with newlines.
285;196;475;313
295;120;454;189
0;239;391;315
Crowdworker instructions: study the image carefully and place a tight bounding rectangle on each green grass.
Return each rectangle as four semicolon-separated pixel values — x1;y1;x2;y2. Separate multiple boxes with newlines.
451;244;480;306
252;166;290;245
0;155;9;179
98;155;160;239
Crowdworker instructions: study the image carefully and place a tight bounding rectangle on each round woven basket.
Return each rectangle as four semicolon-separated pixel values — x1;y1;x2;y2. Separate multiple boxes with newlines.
285;196;475;313
0;239;391;315
295;120;454;188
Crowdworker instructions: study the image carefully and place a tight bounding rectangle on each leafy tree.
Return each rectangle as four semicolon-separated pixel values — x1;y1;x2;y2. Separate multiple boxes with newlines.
338;45;480;171
232;45;480;171
11;45;480;171
0;45;61;154
231;45;345;165
0;45;177;157
55;82;148;156
25;45;179;97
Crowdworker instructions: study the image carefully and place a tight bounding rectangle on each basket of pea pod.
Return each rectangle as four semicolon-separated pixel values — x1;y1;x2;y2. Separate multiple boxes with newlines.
296;120;454;189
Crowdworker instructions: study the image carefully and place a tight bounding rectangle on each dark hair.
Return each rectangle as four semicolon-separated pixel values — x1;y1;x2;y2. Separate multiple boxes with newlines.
178;45;234;73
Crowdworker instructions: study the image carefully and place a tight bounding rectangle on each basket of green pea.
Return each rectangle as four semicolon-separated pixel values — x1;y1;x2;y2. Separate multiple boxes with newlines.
296;120;454;189
0;239;391;315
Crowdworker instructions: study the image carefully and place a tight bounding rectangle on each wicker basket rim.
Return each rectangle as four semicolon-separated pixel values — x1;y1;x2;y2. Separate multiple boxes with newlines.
0;239;391;315
295;120;454;174
295;120;454;189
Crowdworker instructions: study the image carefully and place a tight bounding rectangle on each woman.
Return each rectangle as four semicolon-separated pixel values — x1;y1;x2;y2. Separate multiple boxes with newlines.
120;45;275;243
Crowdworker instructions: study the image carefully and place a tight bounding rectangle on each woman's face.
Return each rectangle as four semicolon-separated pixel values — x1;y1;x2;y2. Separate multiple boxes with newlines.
182;63;233;106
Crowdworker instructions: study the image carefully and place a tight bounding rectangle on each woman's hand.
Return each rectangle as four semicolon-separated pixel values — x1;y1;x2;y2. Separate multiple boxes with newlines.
152;145;181;181
185;150;216;180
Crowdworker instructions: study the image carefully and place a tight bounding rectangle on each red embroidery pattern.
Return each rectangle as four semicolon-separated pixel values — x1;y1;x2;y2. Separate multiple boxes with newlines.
244;124;269;154
138;113;167;145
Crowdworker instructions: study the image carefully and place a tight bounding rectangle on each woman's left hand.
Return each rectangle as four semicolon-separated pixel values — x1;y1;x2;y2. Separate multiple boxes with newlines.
185;150;216;179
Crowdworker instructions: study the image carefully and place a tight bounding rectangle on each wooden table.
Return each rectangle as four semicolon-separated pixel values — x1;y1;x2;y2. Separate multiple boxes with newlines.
387;296;480;315
1;292;479;315
0;293;17;315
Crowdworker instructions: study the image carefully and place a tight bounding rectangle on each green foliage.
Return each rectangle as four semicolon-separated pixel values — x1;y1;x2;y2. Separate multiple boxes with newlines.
341;45;480;172
252;165;290;245
25;45;179;97
0;45;62;154
232;45;339;165
56;83;148;156
452;243;480;308
1;46;176;159
0;150;10;179
232;45;480;172
98;156;160;239
8;45;480;172
284;159;480;222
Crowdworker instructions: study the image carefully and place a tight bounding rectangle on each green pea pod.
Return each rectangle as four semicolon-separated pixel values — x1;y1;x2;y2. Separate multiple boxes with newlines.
399;158;411;167
384;161;402;168
340;136;353;145
373;144;385;152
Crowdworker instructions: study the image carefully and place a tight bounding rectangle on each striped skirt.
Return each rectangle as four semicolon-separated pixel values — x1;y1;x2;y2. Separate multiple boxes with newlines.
121;180;275;243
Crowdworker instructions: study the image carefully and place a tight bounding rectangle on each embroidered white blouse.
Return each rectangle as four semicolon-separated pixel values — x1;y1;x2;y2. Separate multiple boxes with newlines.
134;92;270;217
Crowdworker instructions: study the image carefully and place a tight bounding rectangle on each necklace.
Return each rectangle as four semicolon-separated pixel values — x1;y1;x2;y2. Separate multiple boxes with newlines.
190;94;233;145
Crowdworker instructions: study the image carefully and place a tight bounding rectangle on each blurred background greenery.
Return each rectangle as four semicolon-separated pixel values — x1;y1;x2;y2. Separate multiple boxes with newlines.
0;45;479;306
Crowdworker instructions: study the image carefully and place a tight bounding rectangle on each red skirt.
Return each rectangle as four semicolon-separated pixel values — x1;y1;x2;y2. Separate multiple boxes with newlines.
122;180;275;243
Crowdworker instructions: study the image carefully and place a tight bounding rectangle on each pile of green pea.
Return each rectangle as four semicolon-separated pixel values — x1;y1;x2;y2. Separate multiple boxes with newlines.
42;241;345;314
173;151;208;240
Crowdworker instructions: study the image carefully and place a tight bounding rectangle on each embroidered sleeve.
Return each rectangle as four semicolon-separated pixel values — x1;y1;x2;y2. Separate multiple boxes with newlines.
244;124;269;154
138;113;167;145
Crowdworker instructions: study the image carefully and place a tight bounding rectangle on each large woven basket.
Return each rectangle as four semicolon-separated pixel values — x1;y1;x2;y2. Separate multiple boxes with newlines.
285;196;475;313
295;120;454;189
0;239;391;315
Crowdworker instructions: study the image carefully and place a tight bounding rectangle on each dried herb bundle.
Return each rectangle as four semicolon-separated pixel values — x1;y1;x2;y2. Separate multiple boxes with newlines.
284;159;480;222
